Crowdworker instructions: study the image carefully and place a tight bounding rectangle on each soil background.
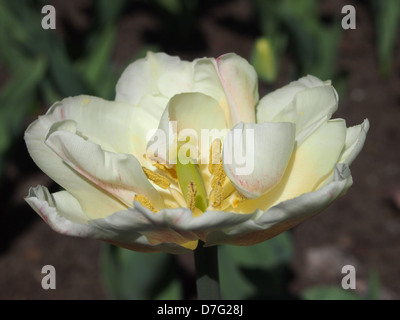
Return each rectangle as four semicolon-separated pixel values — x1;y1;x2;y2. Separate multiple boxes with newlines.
0;0;399;300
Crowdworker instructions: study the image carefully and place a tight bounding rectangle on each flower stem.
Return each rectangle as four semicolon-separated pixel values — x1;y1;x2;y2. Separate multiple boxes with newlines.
194;241;221;300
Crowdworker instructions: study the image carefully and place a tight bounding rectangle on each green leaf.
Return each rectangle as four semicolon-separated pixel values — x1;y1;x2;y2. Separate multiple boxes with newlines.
219;246;256;300
365;270;380;300
0;56;47;132
96;0;126;25
100;244;182;300
301;286;360;300
155;0;183;15
48;42;88;96
370;0;400;75
218;232;294;299
78;24;117;98
222;232;293;269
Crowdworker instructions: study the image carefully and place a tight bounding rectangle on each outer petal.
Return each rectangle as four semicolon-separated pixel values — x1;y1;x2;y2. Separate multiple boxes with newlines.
26;185;263;254
25;114;128;219
257;75;332;123
24;164;354;251
205;163;352;246
222;121;296;198
44;120;164;213
25;186;97;236
270;85;338;144
115;52;194;106
231;119;347;213
339;119;369;166
215;53;259;126
316;119;369;189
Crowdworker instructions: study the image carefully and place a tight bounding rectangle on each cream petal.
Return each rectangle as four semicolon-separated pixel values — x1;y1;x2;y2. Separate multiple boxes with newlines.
215;53;259;126
25;117;128;219
44;121;164;213
92;202;258;252
40;95;146;155
340;119;370;166
257;75;332;123
231;119;347;213
25;186;195;254
115;52;194;105
271;85;339;144
148;92;227;164
223;122;296;198
25;186;97;236
316;119;369;189
205;163;352;246
191;58;231;123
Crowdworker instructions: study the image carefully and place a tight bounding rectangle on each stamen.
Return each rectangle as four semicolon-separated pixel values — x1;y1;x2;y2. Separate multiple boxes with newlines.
211;163;226;189
187;182;197;212
134;194;158;212
230;192;247;208
152;162;178;181
210;180;223;209
142;167;171;189
208;139;222;175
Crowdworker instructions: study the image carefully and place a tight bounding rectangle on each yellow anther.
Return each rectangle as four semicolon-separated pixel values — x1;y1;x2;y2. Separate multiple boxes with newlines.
210;180;224;209
134;194;158;212
142;167;171;189
187;182;197;212
230;192;247;208
152;162;178;181
208;139;222;175
211;162;226;189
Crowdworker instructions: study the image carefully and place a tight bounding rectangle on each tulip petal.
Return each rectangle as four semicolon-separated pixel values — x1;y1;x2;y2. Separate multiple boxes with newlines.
316;119;369;189
215;53;259;126
191;58;231;123
44;121;164;214
257;75;332;123
25;186;96;236
271;85;338;144
230;119;347;213
148;92;227;164
205;163;352;246
340;119;370;166
25;116;128;219
92;202;259;253
222;122;296;199
25;186;196;254
115;52;194;105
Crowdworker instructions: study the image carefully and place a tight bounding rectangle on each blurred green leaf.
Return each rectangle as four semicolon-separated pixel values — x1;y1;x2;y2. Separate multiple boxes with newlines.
370;0;400;75
100;244;182;300
155;0;184;15
48;42;88;96
219;232;293;299
219;247;256;299
301;286;360;300
365;270;381;300
223;232;293;269
78;24;118;99
96;0;126;25
0;56;47;134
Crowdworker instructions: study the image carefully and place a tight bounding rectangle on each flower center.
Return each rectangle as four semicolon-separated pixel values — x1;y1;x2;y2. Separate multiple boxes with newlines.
138;139;248;214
